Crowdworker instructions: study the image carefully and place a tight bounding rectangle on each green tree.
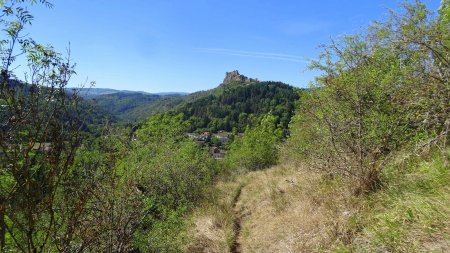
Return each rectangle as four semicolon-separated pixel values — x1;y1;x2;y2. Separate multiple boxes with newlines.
122;113;215;252
0;1;86;251
285;0;449;193
0;2;142;251
226;113;282;171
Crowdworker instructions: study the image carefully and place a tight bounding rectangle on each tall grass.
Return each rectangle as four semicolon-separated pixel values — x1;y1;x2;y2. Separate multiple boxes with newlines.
349;148;450;252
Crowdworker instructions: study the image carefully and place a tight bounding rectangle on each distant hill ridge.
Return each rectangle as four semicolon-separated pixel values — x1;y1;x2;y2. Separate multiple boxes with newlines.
76;71;299;125
73;87;189;99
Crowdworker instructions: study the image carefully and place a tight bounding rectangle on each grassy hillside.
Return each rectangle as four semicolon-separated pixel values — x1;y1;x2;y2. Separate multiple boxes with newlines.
187;148;449;252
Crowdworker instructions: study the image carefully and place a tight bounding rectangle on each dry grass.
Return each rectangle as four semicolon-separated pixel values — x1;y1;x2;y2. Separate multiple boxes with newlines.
187;216;228;253
235;163;357;253
186;177;247;252
186;149;450;252
187;163;358;252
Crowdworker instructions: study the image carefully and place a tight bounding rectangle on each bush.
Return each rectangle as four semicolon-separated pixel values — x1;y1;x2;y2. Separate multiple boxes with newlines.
285;1;449;193
120;113;216;251
226;114;282;171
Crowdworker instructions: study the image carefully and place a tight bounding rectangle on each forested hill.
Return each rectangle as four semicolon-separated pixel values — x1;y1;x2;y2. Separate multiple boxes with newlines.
75;87;188;99
83;71;300;131
89;92;185;121
174;79;299;133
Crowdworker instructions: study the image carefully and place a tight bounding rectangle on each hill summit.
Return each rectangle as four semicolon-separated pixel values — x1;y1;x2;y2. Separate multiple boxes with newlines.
222;70;258;85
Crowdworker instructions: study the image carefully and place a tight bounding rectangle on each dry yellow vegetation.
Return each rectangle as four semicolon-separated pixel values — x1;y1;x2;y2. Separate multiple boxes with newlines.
187;163;359;252
186;148;449;253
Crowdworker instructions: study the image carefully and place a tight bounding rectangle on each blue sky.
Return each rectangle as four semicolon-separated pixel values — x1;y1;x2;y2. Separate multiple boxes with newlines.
22;0;441;93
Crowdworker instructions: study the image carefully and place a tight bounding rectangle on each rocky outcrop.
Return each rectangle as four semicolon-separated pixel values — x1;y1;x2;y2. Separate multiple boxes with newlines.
222;70;258;85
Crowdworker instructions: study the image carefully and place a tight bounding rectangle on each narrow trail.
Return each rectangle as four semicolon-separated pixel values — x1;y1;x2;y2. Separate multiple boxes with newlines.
230;185;244;253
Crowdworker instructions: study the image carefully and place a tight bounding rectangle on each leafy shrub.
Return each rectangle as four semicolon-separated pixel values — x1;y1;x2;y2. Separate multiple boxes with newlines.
226;114;282;171
120;113;217;251
284;1;449;193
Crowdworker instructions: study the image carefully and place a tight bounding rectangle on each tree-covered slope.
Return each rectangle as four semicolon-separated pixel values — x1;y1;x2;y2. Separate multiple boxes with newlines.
89;92;185;121
86;73;300;131
174;80;300;133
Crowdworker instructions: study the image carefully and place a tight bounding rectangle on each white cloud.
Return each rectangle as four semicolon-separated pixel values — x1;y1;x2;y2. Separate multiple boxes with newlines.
196;48;313;63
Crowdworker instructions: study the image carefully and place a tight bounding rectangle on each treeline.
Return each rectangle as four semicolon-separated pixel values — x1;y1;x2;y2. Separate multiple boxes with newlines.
284;1;449;193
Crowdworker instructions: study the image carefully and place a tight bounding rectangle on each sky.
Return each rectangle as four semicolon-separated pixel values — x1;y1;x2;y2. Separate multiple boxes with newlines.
19;0;441;93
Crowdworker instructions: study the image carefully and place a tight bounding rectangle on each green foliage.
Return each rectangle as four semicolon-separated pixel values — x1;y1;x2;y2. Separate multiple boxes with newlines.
54;143;143;252
137;112;189;143
177;81;299;133
285;1;449;192
350;149;450;252
210;136;223;147
3;0;447;251
225;114;282;171
80;79;299;137
0;1;86;250
0;2;140;251
90;92;185;122
119;113;217;252
440;0;450;23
